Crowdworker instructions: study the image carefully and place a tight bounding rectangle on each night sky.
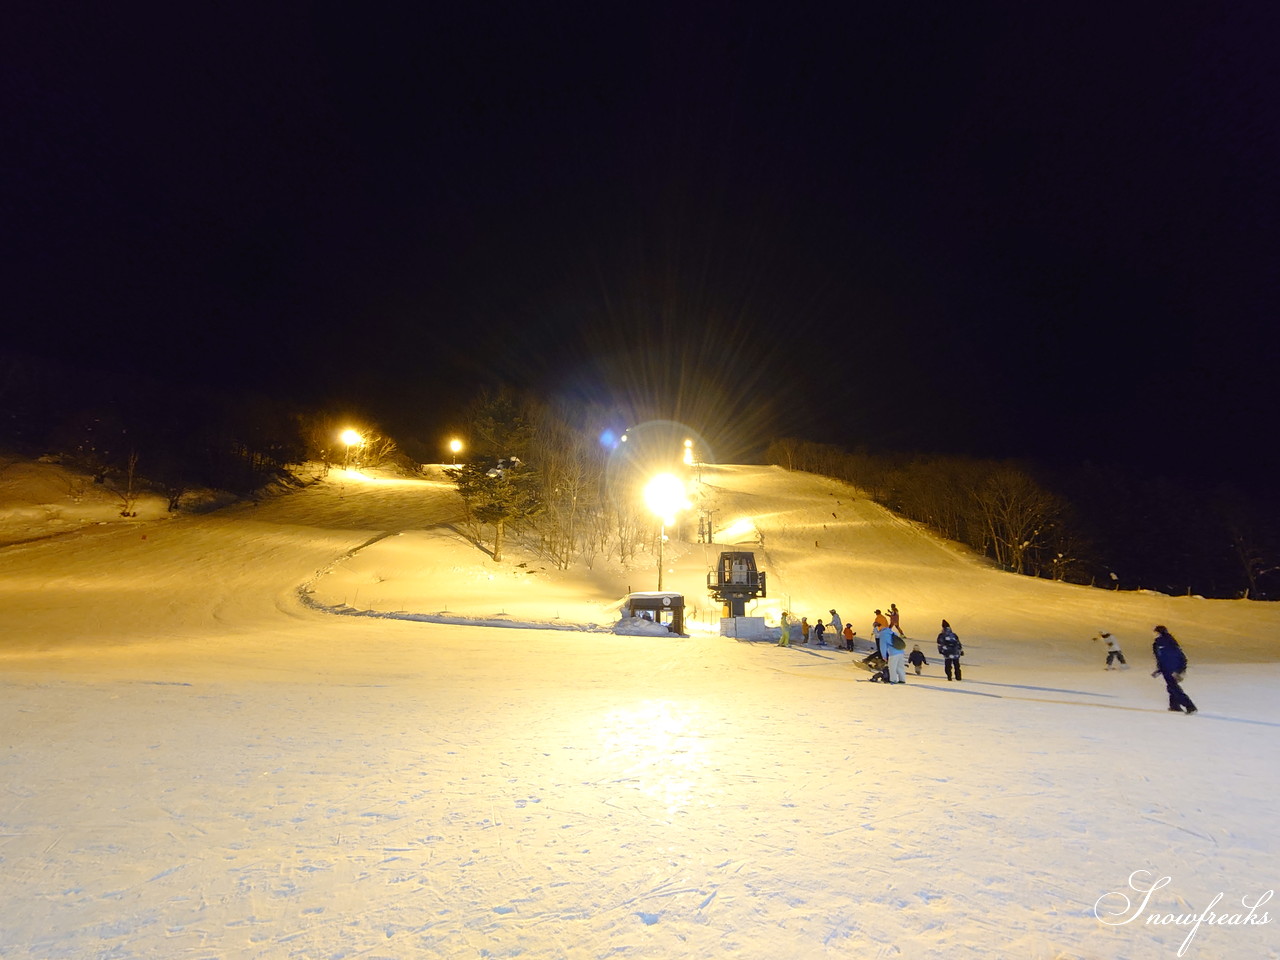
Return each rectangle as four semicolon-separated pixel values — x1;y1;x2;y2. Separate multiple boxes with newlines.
5;4;1277;484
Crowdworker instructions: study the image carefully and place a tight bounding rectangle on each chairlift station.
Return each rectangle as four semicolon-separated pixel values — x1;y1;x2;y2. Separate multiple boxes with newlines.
707;551;767;617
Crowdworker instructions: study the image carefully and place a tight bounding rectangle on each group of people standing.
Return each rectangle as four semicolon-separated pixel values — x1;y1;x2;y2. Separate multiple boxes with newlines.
780;605;1199;715
778;608;856;649
867;608;963;684
778;603;964;686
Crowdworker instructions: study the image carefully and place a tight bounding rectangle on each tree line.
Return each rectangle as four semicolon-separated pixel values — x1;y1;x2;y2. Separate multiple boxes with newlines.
9;349;1271;600
443;393;1279;600
0;351;409;509
764;438;1279;601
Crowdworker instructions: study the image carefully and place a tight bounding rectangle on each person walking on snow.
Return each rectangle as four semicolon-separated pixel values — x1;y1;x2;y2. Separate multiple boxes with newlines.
842;622;855;651
1152;625;1197;714
800;617;810;644
937;620;963;681
908;644;929;675
1096;631;1126;669
778;611;792;647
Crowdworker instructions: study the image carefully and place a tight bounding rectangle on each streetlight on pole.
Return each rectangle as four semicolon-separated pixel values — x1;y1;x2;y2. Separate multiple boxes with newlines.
341;429;363;471
448;438;463;467
643;472;688;592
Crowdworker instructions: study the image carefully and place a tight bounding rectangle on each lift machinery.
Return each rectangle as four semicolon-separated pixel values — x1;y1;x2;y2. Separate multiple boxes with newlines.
707;551;767;617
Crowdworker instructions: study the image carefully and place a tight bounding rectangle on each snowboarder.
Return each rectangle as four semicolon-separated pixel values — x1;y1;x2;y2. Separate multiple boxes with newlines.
937;619;963;681
1151;625;1197;714
908;644;929;675
1095;631;1127;669
857;648;888;679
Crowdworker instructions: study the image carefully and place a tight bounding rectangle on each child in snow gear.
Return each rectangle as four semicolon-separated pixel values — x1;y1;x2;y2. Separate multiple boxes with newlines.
843;622;855;650
800;617;810;644
937;620;963;681
1151;625;1197;714
813;619;827;646
1096;631;1126;669
908;644;929;675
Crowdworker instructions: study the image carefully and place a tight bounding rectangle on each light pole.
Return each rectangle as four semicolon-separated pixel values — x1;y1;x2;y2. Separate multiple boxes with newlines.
341;429;363;471
643;472;688;592
448;438;462;467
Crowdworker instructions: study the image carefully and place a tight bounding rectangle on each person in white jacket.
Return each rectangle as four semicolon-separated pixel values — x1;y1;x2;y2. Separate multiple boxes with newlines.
1095;631;1127;669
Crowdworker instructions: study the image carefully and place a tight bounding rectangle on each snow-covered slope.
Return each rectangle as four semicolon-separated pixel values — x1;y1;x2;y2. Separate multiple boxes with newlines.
1;459;1276;959
312;463;1280;665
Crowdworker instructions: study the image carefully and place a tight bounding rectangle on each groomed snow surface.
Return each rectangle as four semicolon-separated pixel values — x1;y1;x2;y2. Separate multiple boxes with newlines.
1;461;1277;960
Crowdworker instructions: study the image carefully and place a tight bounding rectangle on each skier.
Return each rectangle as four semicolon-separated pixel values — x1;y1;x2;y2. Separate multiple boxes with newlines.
937;619;964;681
1095;631;1127;669
1151;625;1197;715
888;603;901;632
908;644;929;675
828;609;843;641
813;619;827;646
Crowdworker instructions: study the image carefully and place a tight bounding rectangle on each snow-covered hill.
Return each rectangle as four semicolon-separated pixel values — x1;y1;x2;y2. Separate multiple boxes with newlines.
1;459;1276;959
310;462;1280;665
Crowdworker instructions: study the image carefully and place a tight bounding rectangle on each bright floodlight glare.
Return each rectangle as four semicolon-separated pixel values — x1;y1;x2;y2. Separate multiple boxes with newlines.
449;439;462;454
341;429;362;446
644;472;687;525
683;438;694;465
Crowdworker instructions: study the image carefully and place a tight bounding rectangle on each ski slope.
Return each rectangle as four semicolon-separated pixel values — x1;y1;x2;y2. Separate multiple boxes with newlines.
1;460;1276;959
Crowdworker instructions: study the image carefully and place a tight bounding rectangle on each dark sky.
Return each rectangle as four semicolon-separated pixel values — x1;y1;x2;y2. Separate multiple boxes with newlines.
5;3;1277;482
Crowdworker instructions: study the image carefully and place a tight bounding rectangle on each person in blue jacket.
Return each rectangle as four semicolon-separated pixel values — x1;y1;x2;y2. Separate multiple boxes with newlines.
1152;625;1197;714
878;625;907;684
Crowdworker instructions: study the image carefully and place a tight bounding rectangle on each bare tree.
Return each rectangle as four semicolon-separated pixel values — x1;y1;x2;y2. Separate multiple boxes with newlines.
970;466;1063;574
1218;495;1280;599
117;450;140;517
765;437;801;471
